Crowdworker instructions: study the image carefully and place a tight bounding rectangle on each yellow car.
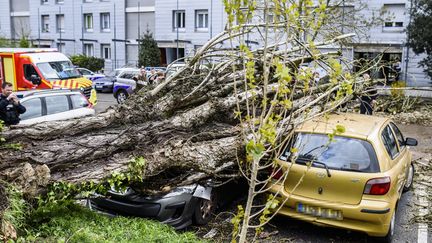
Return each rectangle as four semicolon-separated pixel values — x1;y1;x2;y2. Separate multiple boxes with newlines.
268;113;417;242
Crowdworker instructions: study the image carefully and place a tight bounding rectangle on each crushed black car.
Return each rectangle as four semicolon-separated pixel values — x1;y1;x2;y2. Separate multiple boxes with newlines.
87;180;244;229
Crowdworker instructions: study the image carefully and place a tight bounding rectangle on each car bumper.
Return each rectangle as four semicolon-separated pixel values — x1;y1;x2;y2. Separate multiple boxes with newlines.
268;183;394;237
94;84;113;92
88;187;202;230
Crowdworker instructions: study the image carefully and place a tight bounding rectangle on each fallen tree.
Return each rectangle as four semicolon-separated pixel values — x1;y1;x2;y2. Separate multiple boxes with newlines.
0;44;368;193
0;1;382;241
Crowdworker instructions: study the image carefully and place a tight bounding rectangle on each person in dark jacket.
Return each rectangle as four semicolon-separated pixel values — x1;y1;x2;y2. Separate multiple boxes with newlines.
0;82;26;125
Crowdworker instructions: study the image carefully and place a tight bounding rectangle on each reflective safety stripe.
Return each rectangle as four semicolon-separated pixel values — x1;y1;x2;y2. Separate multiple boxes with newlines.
89;89;97;105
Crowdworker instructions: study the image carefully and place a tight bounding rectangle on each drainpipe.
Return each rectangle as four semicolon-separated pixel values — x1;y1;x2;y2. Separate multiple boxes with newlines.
404;0;414;83
210;0;213;39
38;7;41;47
176;0;179;61
58;6;62;52
81;4;84;54
114;2;117;69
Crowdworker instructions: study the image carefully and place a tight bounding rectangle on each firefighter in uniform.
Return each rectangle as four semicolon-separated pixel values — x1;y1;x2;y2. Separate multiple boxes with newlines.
0;82;26;125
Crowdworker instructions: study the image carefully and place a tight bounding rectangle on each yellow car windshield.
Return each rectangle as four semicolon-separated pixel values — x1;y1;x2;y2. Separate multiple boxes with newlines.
280;133;380;173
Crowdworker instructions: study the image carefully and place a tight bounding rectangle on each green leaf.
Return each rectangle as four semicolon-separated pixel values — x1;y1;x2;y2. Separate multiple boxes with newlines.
335;124;346;134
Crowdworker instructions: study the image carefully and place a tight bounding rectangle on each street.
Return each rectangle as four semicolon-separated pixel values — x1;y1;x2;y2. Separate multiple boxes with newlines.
92;92;431;242
94;92;117;114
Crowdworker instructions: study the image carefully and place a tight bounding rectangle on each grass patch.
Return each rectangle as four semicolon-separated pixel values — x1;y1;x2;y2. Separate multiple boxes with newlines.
15;200;204;243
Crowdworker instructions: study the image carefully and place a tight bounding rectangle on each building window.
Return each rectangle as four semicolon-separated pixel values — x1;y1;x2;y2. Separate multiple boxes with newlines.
56;14;64;32
56;0;64;4
173;10;185;30
100;13;110;31
384;22;404;28
41;15;50;32
101;44;111;59
84;14;93;32
195;10;208;31
383;4;405;31
84;44;94;56
41;0;49;4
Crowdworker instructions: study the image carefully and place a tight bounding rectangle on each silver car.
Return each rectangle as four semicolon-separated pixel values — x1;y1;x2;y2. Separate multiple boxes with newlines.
19;90;95;125
76;68;105;82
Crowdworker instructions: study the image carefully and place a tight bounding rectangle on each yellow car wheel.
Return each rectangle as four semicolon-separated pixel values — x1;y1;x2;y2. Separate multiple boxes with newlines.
403;163;415;192
380;211;395;243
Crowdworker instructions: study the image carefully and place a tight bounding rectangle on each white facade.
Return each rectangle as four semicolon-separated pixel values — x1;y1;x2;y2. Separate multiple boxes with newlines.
155;0;226;64
354;0;430;86
154;0;430;86
0;0;30;40
0;0;155;72
0;0;430;85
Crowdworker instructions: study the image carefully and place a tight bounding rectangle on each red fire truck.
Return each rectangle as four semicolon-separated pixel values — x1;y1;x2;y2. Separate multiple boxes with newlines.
0;48;96;103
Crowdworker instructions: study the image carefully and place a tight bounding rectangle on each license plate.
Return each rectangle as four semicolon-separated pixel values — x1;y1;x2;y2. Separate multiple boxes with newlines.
296;203;343;220
96;85;103;89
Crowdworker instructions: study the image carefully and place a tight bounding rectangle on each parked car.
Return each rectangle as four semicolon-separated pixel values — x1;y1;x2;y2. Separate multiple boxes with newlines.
76;67;105;81
144;66;167;72
87;179;246;230
268;113;417;242
166;63;186;79
18;89;95;125
112;68;142;104
93;76;116;93
92;69;124;93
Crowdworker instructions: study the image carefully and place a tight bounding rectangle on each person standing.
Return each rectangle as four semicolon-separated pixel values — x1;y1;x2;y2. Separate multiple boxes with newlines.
148;69;158;85
0;82;26;125
393;57;402;81
134;67;148;91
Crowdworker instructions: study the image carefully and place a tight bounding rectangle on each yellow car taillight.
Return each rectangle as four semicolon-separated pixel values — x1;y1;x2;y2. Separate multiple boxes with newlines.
363;177;391;195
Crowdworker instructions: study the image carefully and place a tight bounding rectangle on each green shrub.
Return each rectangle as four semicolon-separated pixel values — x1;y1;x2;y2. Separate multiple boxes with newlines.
70;54;105;72
0;36;16;47
18;37;30;48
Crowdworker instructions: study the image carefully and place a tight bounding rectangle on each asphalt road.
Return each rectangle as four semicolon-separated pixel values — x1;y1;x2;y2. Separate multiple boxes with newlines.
94;92;117;114
262;191;416;243
92;92;429;242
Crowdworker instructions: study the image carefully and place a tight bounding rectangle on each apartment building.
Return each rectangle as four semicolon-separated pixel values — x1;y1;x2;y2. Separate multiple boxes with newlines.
155;0;226;65
0;0;429;85
125;0;156;66
0;0;155;71
0;1;31;41
353;0;429;86
154;0;429;86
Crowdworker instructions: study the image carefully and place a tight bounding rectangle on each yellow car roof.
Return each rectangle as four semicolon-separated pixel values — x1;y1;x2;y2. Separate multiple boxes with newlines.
295;113;389;140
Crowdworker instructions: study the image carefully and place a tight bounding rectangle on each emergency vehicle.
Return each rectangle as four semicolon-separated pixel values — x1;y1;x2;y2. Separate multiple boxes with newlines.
0;48;96;104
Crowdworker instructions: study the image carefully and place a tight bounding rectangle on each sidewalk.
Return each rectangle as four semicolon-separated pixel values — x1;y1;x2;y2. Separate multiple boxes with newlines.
377;86;432;99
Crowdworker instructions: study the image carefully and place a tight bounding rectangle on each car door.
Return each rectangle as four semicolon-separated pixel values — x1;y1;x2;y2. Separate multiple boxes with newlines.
389;123;411;191
380;124;405;197
43;94;73;122
19;97;44;125
117;71;136;91
70;93;95;118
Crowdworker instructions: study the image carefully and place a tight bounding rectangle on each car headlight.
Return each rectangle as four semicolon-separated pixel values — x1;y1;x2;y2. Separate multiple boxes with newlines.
163;184;197;198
